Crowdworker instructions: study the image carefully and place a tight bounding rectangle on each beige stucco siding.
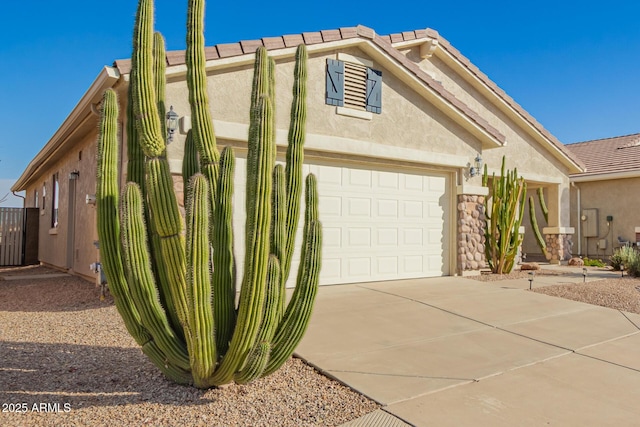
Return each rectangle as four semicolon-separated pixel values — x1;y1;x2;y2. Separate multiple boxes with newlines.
23;129;100;280
570;178;640;258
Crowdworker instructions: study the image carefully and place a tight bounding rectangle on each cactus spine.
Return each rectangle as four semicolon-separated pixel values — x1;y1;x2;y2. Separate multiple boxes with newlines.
482;156;527;274
96;0;321;388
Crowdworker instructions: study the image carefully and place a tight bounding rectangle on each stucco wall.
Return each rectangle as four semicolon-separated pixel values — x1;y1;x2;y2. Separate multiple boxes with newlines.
570;177;640;258
24;130;100;279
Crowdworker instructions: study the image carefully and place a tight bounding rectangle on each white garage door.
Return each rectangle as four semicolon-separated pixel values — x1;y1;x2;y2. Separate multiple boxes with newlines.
232;156;451;286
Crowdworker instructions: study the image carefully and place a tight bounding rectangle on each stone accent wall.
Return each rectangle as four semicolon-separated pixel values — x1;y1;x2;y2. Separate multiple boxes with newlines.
545;234;573;263
457;194;487;273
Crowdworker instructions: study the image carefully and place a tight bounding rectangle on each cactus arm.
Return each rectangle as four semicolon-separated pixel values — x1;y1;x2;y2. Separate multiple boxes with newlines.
131;0;165;158
529;196;548;257
184;174;217;387
153;31;167;144
234;255;281;384
537;187;549;224
271;164;287;319
186;0;219;182
282;45;308;283
182;130;200;187
120;182;191;371
210;94;274;385
126;85;145;188
264;174;321;376
211;147;237;355
96;88;152;348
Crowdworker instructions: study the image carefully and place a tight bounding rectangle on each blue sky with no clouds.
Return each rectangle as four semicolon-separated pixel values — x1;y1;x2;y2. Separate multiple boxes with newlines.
2;0;640;190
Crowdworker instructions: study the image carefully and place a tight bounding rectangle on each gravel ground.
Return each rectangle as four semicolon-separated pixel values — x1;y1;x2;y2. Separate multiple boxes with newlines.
0;269;378;427
531;276;640;314
470;267;640;315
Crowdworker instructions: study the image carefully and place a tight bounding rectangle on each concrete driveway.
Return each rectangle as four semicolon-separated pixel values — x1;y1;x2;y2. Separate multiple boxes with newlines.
295;271;640;426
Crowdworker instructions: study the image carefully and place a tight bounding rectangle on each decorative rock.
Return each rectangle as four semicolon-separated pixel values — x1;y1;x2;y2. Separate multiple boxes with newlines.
520;262;540;271
568;257;584;266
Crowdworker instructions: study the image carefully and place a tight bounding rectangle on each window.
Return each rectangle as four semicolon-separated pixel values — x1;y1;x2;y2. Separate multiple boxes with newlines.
326;57;382;115
51;173;59;228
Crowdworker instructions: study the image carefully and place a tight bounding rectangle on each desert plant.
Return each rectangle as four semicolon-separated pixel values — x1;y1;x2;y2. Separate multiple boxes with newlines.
96;0;321;388
610;246;639;273
583;257;606;268
482;156;527;274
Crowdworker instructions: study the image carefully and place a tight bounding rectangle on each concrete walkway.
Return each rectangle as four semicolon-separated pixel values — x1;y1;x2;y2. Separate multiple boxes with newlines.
295;268;640;426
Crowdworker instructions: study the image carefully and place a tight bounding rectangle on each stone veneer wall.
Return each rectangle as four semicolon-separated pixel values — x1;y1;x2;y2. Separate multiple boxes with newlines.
545;234;573;263
457;194;487;273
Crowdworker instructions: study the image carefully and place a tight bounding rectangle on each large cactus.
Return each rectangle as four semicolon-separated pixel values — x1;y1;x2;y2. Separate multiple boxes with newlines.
482;156;526;274
96;0;321;388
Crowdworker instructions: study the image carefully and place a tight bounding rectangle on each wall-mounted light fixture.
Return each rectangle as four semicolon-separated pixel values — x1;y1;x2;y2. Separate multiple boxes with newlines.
469;154;483;177
69;170;80;180
166;106;179;143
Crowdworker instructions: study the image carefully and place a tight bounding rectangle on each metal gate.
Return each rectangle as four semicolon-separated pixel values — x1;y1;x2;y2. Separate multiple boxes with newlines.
0;208;24;266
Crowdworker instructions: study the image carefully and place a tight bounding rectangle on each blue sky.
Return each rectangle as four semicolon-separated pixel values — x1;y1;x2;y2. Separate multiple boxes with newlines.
2;0;640;190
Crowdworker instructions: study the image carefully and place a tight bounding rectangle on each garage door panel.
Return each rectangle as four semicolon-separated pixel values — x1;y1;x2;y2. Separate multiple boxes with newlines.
377;199;398;218
377;256;398;275
348;228;371;247
403;174;423;191
348;257;371;277
377;228;398;246
402;200;424;219
348;169;372;187
321;196;342;217
348;198;372;217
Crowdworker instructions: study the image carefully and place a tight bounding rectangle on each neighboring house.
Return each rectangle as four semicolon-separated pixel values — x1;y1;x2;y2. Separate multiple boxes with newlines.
567;133;640;259
12;25;584;283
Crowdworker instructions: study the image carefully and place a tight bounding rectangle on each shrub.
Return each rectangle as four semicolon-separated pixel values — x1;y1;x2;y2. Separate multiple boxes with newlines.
582;257;606;267
611;246;640;276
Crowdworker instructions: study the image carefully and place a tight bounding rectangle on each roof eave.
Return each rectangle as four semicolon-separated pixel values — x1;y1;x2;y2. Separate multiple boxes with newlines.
571;169;640;183
12;66;121;192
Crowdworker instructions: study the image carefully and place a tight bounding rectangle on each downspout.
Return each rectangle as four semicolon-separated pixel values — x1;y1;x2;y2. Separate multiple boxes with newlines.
571;181;581;256
12;191;25;207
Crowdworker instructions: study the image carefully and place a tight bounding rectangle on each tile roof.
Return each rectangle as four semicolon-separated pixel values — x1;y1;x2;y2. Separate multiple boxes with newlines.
113;24;584;171
566;133;640;177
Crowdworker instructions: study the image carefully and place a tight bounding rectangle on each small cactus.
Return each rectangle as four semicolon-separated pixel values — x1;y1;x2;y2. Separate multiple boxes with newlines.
96;0;321;388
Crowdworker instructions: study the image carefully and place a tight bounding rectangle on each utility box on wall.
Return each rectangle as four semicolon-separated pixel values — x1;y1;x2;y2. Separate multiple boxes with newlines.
582;208;598;237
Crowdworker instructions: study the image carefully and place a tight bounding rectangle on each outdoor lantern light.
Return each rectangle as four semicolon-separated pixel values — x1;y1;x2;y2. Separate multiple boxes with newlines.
621;264;625;278
166;105;179;143
469;154;483;177
582;267;587;283
528;271;535;290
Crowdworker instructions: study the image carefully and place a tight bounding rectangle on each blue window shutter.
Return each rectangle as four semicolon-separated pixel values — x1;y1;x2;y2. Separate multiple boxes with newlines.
326;59;344;106
366;68;382;114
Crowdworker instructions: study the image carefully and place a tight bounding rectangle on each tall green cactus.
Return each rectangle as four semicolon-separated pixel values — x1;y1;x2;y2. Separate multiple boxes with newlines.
482;156;526;274
96;0;321;388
